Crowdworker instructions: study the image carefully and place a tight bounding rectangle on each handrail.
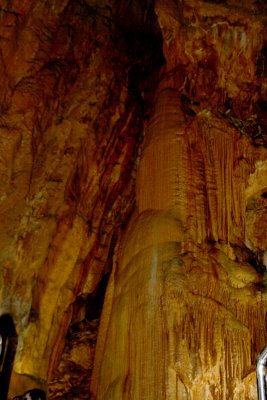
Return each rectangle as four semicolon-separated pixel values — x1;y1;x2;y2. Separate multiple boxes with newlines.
257;345;267;400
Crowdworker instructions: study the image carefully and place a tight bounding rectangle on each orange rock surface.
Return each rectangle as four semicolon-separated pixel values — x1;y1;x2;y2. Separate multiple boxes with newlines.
92;1;267;399
0;0;266;399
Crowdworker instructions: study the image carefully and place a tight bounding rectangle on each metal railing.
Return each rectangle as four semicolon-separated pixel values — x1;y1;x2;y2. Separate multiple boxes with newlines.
257;345;267;399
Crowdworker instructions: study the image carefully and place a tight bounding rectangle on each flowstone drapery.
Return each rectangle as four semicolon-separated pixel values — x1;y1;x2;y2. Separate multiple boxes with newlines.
91;1;267;397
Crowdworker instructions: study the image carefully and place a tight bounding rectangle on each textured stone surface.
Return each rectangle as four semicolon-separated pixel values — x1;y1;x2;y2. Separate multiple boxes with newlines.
0;0;266;399
0;0;160;397
91;1;267;399
91;85;267;398
48;319;99;399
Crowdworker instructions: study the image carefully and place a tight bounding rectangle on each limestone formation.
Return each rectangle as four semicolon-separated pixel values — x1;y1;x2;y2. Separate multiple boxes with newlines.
91;1;267;399
0;0;265;399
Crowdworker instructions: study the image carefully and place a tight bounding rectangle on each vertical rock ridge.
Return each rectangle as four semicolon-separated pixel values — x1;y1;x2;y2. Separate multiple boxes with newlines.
92;1;267;399
0;0;266;398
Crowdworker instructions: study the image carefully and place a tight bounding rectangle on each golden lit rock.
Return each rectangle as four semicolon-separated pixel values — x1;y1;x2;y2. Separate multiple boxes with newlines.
0;0;266;399
91;1;267;399
91;83;267;398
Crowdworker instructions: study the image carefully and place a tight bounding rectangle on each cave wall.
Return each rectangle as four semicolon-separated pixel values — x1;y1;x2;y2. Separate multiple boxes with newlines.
0;0;266;399
91;0;267;399
0;0;159;397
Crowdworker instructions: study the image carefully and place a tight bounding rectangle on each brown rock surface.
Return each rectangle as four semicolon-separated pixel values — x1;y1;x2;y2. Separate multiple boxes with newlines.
48;318;98;399
0;0;159;397
0;0;266;399
91;1;267;399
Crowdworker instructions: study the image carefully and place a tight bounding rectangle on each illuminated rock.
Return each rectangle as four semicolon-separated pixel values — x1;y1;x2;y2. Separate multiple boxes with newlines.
91;1;267;399
0;0;266;399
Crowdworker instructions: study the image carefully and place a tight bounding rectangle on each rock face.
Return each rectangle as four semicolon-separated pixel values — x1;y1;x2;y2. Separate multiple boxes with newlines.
0;0;160;397
0;0;266;399
91;1;267;399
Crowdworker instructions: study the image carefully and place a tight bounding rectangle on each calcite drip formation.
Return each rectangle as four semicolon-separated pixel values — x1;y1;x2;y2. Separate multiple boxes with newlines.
93;1;267;399
0;0;266;399
91;88;267;399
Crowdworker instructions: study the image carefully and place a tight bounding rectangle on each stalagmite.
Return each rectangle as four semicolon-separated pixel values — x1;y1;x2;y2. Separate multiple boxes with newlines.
91;1;267;399
91;80;267;399
0;0;266;398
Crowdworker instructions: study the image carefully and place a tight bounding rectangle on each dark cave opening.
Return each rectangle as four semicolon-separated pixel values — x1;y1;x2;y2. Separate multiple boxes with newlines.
85;273;110;322
69;271;110;335
114;0;165;122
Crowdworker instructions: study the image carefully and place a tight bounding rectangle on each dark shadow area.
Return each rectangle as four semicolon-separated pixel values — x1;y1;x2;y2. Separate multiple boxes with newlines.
113;0;165;122
257;98;267;112
13;388;46;400
256;44;267;77
202;0;227;3
0;314;17;400
85;272;110;321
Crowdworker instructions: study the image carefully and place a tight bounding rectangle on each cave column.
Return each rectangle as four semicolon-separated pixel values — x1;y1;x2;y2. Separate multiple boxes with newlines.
91;86;188;399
